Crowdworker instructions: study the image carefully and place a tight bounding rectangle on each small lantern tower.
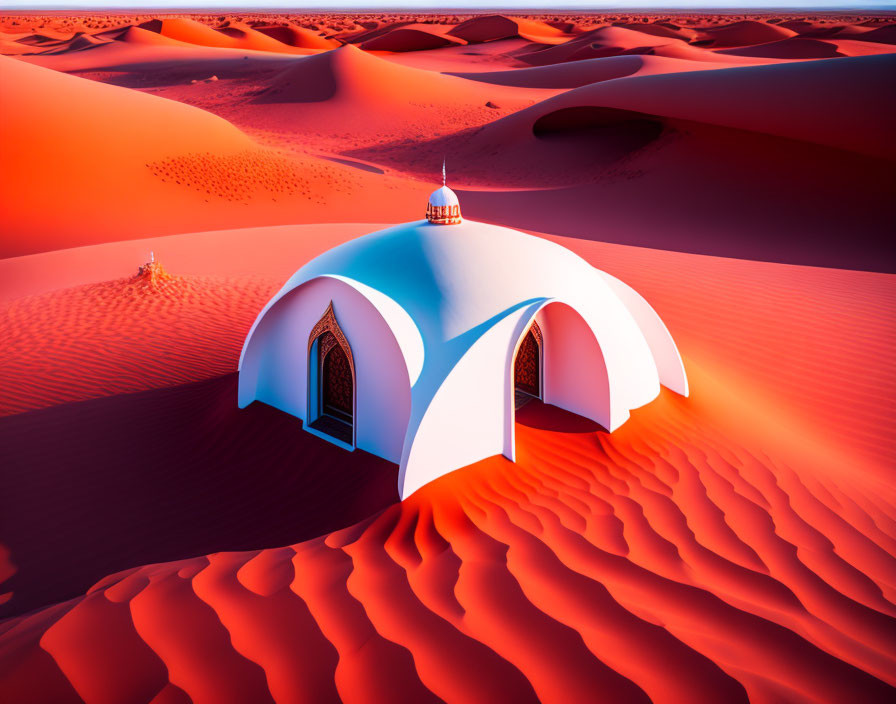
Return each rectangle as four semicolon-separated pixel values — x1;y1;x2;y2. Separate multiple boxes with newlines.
426;159;462;225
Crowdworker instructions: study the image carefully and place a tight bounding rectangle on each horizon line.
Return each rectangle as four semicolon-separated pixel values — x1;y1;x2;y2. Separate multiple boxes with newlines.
5;2;895;10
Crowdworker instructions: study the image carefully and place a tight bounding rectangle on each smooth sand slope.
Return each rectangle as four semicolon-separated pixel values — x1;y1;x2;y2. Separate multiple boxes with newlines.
449;54;727;88
0;55;427;257
1;224;894;702
0;224;379;414
245;43;551;146
349;55;895;270
447;14;569;44
135;18;318;55
254;23;339;50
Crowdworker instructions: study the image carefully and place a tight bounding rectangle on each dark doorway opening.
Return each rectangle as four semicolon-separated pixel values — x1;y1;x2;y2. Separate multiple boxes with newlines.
514;324;542;410
311;330;353;444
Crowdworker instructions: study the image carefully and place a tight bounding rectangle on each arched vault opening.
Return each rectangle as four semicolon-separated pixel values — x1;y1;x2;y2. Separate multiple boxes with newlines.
506;302;611;462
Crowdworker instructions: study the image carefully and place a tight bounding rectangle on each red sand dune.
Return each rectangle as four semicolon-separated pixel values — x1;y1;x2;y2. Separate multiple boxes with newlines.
778;19;839;35
360;26;465;52
0;224;894;702
0;38;31;54
644;41;780;63
349;55;894;271
5;13;892;271
0;55;245;255
612;21;698;41
0;270;275;415
852;23;896;44
0;224;381;413
243;43;548;145
11;27;72;45
519;25;694;65
454;55;896;163
448;14;568;44
718;36;896;59
0;223;374;302
253;23;339;50
256;42;542;106
114;24;199;47
40;32;109;54
331;19;405;44
214;19;318;54
136;18;313;55
138;18;240;49
0;54;429;257
450;54;722;88
0;373;400;619
697;19;798;47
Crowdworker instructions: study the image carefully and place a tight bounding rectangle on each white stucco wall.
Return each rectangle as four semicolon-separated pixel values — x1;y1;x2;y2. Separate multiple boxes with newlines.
239;276;418;464
399;294;659;498
401;305;536;498
539;302;613;429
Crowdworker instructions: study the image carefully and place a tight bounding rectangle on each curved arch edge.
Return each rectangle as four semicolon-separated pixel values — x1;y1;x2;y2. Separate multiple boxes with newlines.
238;273;425;411
594;271;689;397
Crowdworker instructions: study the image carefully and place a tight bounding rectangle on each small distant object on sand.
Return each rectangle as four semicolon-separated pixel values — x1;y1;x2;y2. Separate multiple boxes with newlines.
485;100;500;109
135;250;173;288
190;75;219;84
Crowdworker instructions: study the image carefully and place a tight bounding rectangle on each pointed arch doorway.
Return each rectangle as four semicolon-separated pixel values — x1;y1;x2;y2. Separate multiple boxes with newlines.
308;303;355;448
514;321;542;410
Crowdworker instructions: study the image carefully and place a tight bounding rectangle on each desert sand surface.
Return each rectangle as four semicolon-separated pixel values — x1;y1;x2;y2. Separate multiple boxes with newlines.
1;10;895;704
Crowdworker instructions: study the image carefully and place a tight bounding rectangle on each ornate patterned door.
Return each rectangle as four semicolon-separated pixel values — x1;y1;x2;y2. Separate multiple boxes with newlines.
319;332;353;422
514;329;540;397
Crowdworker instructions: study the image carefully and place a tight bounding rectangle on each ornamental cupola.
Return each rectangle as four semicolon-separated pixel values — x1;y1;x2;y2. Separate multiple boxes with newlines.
426;160;462;225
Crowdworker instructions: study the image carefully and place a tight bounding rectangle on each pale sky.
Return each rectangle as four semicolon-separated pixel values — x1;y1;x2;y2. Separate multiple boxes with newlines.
3;1;893;9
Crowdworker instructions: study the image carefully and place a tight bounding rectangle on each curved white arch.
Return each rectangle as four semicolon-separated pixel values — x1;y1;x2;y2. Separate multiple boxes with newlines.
594;271;688;396
240;274;424;386
505;300;615;462
398;290;661;499
238;275;423;463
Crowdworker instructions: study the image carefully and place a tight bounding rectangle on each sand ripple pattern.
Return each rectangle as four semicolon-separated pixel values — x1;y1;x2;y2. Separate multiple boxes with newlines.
146;150;363;205
0;273;277;415
1;389;894;703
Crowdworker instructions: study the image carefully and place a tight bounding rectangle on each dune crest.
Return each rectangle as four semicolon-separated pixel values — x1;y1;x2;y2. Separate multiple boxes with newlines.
253;23;338;50
448;14;567;44
360;26;464;52
698;19;798;47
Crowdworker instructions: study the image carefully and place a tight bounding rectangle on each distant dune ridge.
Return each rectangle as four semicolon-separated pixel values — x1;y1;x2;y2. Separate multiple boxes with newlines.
253;23;338;50
0;53;428;258
0;10;895;703
1;11;893;269
360;26;465;52
448;14;567;43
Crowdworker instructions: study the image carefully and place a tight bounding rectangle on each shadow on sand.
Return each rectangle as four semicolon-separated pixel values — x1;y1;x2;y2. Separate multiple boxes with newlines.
515;398;606;434
0;373;398;619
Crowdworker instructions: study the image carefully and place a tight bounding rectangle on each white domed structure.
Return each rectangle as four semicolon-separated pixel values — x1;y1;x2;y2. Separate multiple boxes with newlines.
238;191;688;499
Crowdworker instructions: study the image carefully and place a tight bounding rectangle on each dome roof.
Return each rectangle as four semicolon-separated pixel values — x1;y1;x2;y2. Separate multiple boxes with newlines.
271;220;668;354
427;185;459;208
